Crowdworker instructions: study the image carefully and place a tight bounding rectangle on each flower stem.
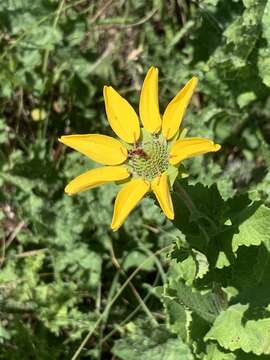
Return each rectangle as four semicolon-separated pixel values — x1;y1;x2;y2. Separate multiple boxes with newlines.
174;181;211;244
174;181;198;215
174;181;218;230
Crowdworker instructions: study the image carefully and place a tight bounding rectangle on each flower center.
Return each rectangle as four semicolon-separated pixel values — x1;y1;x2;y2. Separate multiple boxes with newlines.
127;134;169;181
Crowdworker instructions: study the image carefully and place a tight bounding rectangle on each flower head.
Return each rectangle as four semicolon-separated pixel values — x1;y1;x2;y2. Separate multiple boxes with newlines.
59;67;221;231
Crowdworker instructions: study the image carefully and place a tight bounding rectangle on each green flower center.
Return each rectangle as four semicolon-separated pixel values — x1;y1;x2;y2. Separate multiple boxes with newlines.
127;134;169;181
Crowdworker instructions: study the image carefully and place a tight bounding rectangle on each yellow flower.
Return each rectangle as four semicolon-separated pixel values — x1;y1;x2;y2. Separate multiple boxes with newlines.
59;67;221;231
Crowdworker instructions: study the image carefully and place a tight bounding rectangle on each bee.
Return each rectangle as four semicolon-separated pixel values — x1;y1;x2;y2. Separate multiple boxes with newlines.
128;147;149;160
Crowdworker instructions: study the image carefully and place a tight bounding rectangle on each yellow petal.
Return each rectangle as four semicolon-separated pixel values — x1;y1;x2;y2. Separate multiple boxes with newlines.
103;86;140;143
111;178;150;231
59;134;127;165
151;173;174;220
162;77;198;140
169;137;221;165
139;66;162;133
65;166;130;195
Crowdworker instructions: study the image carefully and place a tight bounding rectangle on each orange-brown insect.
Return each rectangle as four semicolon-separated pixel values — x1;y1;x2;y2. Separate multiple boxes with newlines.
128;147;149;160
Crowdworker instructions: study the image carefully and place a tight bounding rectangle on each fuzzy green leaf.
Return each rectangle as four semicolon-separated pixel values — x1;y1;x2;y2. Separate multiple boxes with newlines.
205;304;270;355
204;343;236;360
230;203;270;252
112;321;193;360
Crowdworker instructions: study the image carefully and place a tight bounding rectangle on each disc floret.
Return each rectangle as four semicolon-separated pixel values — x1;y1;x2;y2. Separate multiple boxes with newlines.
127;134;169;181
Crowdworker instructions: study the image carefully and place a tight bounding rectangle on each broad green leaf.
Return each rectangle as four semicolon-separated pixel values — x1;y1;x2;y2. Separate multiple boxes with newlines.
164;277;224;324
230;203;270;252
169;245;209;285
163;299;190;341
112;321;193;360
205;304;270;355
204;343;236;359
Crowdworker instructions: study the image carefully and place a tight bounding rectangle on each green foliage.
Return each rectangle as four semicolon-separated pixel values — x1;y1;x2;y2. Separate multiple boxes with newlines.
112;320;193;360
205;304;270;354
162;182;270;357
1;0;270;358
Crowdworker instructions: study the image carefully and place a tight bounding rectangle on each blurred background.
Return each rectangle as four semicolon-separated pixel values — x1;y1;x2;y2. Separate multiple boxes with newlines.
0;0;270;358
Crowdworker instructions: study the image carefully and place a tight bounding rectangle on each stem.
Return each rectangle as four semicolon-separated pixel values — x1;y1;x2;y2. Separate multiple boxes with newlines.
0;0;87;62
109;240;158;326
174;181;198;215
42;0;65;74
174;181;218;230
174;181;211;244
71;245;171;360
101;273;160;345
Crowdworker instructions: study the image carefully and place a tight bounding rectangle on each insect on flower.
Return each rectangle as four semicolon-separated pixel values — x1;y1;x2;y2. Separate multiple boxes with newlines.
128;147;149;160
59;67;221;231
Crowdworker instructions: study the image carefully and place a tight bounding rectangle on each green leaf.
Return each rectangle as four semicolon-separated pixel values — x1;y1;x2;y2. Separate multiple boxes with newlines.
204;343;236;359
205;304;270;355
169;246;209;285
207;0;267;76
172;181;226;250
201;0;220;5
0;325;11;343
112;321;193;360
230;202;270;252
164;276;224;324
260;1;270;85
262;0;270;43
258;47;270;87
236;91;256;108
122;250;155;271
163;299;190;341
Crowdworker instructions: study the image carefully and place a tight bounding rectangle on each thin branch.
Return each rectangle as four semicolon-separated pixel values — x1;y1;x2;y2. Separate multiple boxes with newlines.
71;245;171;360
